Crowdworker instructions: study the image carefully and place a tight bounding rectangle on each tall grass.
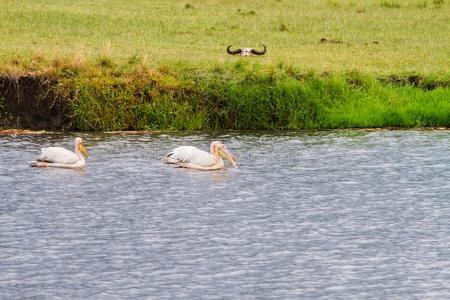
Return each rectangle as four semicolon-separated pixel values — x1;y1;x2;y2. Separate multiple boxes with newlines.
380;0;402;8
58;62;450;131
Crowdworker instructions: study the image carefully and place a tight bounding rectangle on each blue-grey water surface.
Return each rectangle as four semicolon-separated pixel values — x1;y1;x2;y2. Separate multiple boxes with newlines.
1;130;450;299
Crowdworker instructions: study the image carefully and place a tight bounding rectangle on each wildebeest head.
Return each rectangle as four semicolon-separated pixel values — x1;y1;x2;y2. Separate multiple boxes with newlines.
227;44;267;56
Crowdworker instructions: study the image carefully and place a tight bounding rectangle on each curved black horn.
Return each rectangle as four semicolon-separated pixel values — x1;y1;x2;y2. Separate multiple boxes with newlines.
227;45;242;55
251;44;267;55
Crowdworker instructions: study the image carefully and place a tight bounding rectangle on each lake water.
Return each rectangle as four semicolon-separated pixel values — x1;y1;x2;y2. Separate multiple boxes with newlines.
1;130;450;299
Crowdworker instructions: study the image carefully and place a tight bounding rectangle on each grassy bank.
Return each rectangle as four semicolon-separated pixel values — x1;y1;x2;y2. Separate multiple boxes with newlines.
1;0;449;75
1;60;449;131
1;0;449;130
65;63;450;130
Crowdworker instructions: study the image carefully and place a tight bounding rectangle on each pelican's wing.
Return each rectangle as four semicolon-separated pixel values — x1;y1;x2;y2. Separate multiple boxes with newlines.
37;147;79;164
165;146;216;167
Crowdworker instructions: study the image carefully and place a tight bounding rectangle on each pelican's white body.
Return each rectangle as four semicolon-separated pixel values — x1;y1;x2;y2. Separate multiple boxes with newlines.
165;146;221;167
30;137;87;169
38;147;82;164
164;141;237;170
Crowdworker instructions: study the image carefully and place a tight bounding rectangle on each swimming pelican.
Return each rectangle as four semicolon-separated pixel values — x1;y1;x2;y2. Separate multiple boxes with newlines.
30;137;88;169
164;141;238;170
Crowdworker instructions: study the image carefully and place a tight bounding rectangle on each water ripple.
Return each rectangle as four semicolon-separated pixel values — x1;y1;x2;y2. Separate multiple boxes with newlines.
1;130;450;299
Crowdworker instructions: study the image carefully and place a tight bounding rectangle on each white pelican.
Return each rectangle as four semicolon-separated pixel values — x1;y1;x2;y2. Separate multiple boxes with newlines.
164;141;238;170
30;137;88;169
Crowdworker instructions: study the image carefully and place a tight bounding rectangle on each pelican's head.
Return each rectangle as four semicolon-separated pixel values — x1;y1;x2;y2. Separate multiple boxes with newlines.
75;137;88;158
211;141;238;168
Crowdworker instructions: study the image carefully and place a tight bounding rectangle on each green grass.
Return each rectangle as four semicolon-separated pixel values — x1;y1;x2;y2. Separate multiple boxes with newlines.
0;0;449;75
16;61;443;131
380;0;402;8
1;0;449;131
1;60;449;131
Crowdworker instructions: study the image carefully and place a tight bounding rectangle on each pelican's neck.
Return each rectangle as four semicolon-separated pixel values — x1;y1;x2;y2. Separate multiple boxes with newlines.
210;144;220;162
74;140;82;159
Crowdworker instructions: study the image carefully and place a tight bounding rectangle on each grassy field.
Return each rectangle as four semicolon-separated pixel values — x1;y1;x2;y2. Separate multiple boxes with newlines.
1;0;449;131
0;0;449;75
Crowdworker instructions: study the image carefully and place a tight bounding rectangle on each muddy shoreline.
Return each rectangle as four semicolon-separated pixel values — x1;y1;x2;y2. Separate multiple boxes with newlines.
0;75;68;129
